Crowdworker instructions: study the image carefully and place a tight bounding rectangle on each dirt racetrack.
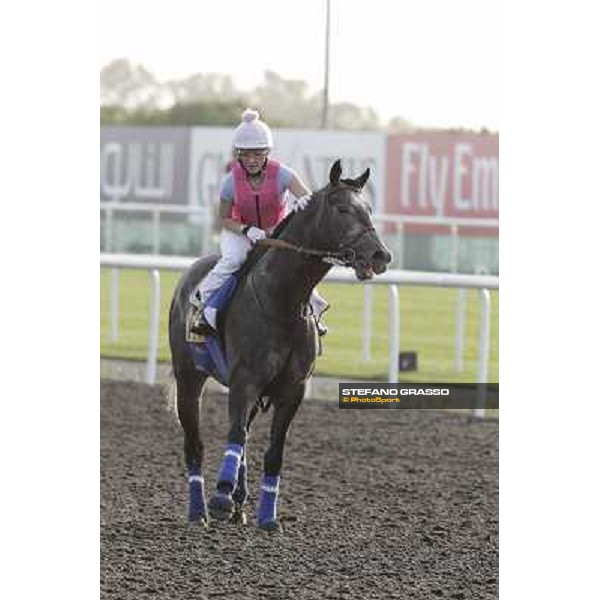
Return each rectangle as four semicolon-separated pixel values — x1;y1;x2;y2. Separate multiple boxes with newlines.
101;380;498;600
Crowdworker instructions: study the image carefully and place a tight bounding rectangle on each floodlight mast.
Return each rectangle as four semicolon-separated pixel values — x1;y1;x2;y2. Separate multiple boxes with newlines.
321;0;331;129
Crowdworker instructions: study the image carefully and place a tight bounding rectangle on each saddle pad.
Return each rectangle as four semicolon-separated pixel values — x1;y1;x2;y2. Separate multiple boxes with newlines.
204;273;240;324
185;272;241;386
188;336;229;386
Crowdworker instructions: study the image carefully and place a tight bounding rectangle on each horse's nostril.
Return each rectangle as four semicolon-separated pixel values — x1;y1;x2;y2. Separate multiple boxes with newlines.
373;249;392;264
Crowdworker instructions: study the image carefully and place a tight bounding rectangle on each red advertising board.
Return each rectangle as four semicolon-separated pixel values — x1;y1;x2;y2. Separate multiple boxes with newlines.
385;133;498;236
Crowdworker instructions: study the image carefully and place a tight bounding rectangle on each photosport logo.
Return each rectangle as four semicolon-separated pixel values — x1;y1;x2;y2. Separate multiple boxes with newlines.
338;383;499;410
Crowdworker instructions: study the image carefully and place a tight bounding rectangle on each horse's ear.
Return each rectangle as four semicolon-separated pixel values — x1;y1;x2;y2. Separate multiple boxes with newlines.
354;167;370;189
329;159;342;186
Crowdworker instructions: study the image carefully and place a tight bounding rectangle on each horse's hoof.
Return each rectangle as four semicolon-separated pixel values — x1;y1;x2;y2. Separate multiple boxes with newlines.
208;494;233;521
258;519;282;532
231;504;247;525
189;515;209;528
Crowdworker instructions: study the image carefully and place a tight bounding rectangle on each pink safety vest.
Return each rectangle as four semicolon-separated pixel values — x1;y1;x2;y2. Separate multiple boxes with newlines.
231;159;285;230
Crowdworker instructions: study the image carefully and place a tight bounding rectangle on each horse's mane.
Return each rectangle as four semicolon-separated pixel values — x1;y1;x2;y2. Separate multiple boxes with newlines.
271;210;296;240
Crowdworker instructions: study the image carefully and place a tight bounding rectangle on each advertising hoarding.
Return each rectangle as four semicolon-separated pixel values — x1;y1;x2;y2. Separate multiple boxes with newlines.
100;127;190;205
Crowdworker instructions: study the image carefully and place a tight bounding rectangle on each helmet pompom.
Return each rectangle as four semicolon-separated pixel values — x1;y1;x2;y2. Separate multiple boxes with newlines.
233;108;273;149
242;108;260;123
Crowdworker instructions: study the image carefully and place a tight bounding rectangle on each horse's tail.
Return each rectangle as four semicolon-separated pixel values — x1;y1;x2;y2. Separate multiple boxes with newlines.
163;370;178;418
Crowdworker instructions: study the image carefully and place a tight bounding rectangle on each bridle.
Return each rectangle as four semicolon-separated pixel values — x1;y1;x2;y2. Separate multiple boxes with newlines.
256;232;370;268
256;187;376;268
247;184;377;325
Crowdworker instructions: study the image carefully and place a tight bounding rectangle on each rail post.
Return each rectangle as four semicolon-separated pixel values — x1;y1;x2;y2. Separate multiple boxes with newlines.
388;285;400;383
454;289;466;371
147;269;161;385
475;288;491;418
110;269;120;342
106;208;120;342
363;286;373;361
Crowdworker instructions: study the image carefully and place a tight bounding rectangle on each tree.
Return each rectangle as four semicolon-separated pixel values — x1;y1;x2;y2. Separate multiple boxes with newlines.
328;102;380;130
166;73;238;105
100;60;389;130
100;58;163;109
249;70;321;127
387;115;415;132
100;99;248;126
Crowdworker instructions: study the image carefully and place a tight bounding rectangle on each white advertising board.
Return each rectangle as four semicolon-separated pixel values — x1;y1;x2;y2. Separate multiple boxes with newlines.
188;127;386;212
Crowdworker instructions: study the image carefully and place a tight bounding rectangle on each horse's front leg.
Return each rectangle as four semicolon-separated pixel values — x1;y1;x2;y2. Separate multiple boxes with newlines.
257;385;304;531
208;380;258;522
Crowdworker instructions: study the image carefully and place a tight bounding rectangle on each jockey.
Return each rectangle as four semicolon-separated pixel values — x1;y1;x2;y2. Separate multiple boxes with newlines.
190;108;329;336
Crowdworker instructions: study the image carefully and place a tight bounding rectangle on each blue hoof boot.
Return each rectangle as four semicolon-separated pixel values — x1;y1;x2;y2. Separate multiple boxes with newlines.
188;505;208;525
189;514;209;528
208;493;233;521
188;472;207;525
258;519;282;532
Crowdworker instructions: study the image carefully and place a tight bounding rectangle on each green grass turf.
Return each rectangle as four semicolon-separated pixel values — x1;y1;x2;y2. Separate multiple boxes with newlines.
100;268;498;383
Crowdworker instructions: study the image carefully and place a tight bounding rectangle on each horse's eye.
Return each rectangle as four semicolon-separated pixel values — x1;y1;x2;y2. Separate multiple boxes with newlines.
337;205;351;214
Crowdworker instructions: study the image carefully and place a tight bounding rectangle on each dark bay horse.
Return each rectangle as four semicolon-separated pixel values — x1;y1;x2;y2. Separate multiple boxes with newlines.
168;159;392;530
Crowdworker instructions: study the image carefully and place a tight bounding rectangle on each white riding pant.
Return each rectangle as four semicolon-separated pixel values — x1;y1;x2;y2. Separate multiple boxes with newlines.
194;228;329;318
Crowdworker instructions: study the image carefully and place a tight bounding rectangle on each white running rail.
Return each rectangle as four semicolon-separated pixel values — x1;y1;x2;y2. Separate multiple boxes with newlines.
100;253;498;416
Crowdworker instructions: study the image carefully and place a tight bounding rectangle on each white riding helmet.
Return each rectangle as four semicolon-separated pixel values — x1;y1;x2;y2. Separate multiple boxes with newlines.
232;108;273;150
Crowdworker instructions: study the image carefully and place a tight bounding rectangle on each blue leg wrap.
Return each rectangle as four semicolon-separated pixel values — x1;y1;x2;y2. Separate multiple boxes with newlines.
232;457;248;506
257;474;280;525
188;465;207;522
217;443;244;491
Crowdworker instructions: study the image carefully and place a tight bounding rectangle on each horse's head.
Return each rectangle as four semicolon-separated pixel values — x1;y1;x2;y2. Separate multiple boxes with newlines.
307;159;392;280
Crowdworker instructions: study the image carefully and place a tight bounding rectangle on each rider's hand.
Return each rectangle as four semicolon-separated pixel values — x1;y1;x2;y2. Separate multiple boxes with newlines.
287;193;312;213
244;226;266;244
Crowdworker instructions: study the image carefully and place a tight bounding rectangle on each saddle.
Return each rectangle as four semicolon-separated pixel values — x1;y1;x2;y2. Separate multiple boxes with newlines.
184;273;242;386
185;236;273;344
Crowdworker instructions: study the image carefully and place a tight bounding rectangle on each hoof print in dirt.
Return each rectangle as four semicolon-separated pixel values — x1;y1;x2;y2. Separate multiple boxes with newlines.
101;381;498;599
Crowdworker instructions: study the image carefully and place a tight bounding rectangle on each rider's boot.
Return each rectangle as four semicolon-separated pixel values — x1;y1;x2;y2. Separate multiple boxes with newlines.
189;288;217;336
315;300;329;337
310;291;329;337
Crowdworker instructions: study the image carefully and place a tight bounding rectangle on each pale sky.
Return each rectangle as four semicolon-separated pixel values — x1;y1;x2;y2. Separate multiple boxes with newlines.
98;0;498;130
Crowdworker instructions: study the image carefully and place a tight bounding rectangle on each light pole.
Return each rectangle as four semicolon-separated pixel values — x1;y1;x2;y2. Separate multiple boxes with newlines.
321;0;331;129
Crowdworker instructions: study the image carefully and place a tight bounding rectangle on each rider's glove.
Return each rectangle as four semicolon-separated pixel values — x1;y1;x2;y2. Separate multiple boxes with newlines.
243;225;266;244
287;193;312;213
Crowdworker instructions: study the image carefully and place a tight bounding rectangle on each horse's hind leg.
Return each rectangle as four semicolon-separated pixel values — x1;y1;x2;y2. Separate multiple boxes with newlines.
175;368;208;525
257;386;304;531
230;449;248;525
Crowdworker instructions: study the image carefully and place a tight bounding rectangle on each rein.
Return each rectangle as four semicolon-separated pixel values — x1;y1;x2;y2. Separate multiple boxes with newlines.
244;178;378;327
256;226;375;267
